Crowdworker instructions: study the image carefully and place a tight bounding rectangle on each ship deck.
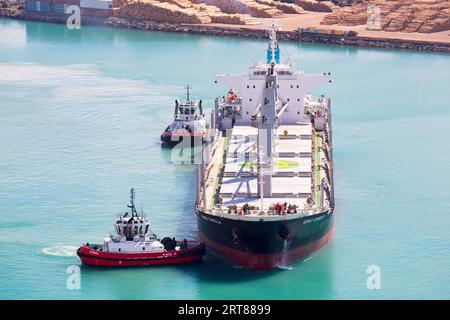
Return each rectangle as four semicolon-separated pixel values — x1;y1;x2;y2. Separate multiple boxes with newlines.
221;124;312;209
200;122;330;218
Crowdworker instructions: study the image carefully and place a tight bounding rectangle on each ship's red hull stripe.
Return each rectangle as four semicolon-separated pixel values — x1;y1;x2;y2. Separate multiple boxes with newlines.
199;227;334;271
78;254;204;267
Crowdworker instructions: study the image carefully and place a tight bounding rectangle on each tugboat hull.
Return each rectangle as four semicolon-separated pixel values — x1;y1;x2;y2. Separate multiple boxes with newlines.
196;210;334;271
77;241;205;267
160;132;205;148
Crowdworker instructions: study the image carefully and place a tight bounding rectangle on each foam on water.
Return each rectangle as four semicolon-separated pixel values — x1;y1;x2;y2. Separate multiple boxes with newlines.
277;240;294;270
41;245;78;257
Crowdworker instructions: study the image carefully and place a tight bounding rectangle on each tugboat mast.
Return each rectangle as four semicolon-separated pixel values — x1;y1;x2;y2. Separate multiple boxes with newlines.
128;187;138;217
186;84;191;102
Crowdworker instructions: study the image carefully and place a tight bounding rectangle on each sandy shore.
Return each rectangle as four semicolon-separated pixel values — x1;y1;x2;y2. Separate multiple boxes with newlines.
1;8;449;52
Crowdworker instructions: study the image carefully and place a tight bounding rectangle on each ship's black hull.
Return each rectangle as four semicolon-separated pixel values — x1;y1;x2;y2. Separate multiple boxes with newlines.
196;210;334;270
160;132;204;148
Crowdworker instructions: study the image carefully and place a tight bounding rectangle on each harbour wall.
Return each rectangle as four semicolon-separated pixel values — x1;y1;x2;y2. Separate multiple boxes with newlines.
1;8;449;53
105;18;450;53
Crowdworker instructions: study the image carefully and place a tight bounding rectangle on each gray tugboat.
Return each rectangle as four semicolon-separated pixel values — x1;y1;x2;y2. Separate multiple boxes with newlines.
161;85;207;148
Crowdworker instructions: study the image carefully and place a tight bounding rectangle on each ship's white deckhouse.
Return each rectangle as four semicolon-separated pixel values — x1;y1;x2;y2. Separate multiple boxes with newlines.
215;64;330;125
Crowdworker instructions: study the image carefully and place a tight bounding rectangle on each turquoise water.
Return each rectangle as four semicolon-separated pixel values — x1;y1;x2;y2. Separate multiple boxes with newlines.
0;18;449;299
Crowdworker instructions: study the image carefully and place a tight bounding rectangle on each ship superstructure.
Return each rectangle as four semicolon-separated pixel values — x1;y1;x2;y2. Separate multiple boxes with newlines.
195;24;335;270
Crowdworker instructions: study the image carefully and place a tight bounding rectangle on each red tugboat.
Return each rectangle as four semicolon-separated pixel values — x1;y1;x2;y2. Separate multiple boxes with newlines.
77;188;205;267
161;85;207;148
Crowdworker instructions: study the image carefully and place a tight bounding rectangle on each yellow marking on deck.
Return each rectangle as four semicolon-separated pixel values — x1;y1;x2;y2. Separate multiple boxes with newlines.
275;159;298;170
239;159;298;170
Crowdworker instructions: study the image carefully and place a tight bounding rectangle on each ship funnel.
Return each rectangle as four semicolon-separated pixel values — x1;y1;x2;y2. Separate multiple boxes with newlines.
266;22;281;64
267;44;280;64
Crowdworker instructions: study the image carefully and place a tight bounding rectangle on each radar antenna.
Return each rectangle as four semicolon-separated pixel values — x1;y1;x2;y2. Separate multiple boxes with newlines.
127;187;138;217
185;84;191;102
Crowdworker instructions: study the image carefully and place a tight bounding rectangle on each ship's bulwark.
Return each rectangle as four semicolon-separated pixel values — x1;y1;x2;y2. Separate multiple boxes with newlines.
197;210;334;270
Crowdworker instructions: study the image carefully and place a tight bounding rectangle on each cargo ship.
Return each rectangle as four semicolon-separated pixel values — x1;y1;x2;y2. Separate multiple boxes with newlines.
195;23;335;270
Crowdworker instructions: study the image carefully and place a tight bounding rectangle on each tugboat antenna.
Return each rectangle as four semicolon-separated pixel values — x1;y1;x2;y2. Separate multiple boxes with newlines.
186;84;191;102
128;187;137;217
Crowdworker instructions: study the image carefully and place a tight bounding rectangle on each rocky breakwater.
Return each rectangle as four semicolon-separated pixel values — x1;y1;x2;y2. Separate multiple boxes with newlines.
105;15;450;52
321;0;450;34
300;30;450;51
105;16;307;39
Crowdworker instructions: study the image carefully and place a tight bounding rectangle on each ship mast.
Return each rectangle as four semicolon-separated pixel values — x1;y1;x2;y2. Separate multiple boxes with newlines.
185;84;191;102
267;21;281;65
259;147;264;210
257;23;280;206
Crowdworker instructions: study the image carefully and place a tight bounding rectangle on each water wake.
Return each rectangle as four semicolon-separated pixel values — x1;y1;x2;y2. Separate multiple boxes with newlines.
277;240;294;270
42;245;78;257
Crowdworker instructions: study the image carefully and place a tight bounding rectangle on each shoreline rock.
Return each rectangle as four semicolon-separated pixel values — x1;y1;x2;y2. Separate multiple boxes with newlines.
1;9;449;53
